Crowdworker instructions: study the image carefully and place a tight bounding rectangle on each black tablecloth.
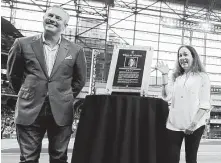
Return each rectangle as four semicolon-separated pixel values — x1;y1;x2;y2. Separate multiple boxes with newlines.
71;95;169;163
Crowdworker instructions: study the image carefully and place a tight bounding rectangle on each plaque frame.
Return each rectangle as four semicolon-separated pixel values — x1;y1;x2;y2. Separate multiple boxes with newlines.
106;45;153;96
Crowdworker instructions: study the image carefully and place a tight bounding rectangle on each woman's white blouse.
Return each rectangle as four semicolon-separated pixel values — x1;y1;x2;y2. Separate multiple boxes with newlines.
163;72;211;131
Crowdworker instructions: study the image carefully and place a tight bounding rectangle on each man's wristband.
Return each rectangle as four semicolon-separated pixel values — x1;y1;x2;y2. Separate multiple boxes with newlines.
162;83;168;86
162;73;168;76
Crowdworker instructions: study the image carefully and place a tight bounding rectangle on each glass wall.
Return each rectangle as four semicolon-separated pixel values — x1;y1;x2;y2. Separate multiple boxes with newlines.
1;0;221;85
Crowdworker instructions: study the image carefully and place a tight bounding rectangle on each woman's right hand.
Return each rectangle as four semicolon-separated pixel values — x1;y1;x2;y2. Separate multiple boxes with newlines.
156;61;169;74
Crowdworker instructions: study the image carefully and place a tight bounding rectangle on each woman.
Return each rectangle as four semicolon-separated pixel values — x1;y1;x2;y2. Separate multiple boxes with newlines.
156;45;211;163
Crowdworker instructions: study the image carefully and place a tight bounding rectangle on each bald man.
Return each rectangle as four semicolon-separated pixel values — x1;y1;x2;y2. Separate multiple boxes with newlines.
7;6;86;163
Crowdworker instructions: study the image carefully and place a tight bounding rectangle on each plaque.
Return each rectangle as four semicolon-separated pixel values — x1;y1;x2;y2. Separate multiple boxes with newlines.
106;45;153;96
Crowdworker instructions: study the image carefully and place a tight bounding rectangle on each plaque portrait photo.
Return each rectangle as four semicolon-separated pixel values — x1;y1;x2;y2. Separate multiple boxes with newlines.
125;56;138;68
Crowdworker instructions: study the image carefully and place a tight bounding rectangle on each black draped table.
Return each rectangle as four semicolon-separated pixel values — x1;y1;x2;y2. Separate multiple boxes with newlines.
71;95;169;163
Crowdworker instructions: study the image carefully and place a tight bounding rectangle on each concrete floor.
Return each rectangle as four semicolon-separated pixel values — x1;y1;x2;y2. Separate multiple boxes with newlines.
2;138;221;163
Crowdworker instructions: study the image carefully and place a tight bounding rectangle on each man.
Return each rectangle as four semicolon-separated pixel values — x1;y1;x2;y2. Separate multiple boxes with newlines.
128;58;136;67
7;6;86;163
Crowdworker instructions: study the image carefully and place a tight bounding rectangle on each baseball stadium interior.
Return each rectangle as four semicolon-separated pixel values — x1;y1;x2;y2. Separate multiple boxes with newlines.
1;0;221;140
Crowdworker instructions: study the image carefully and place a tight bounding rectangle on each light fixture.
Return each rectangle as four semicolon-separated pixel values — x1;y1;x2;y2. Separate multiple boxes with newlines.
200;22;212;31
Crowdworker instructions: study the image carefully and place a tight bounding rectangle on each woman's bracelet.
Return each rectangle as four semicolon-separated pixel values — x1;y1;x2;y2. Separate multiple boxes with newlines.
162;73;168;76
190;122;197;127
162;83;168;86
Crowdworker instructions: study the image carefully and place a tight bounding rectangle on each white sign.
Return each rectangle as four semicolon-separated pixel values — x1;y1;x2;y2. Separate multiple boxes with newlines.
210;119;221;124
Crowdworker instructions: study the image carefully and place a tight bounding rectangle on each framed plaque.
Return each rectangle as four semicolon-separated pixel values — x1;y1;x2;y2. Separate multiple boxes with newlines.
106;45;153;96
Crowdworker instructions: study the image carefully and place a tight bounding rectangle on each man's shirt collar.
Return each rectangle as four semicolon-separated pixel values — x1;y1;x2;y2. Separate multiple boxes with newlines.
42;33;61;46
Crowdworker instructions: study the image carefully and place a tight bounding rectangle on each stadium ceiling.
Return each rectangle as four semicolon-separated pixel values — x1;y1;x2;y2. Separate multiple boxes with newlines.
161;0;221;9
62;0;221;9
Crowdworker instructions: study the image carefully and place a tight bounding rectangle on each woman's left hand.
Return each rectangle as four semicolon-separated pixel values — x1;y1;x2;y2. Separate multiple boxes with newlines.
185;122;197;135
